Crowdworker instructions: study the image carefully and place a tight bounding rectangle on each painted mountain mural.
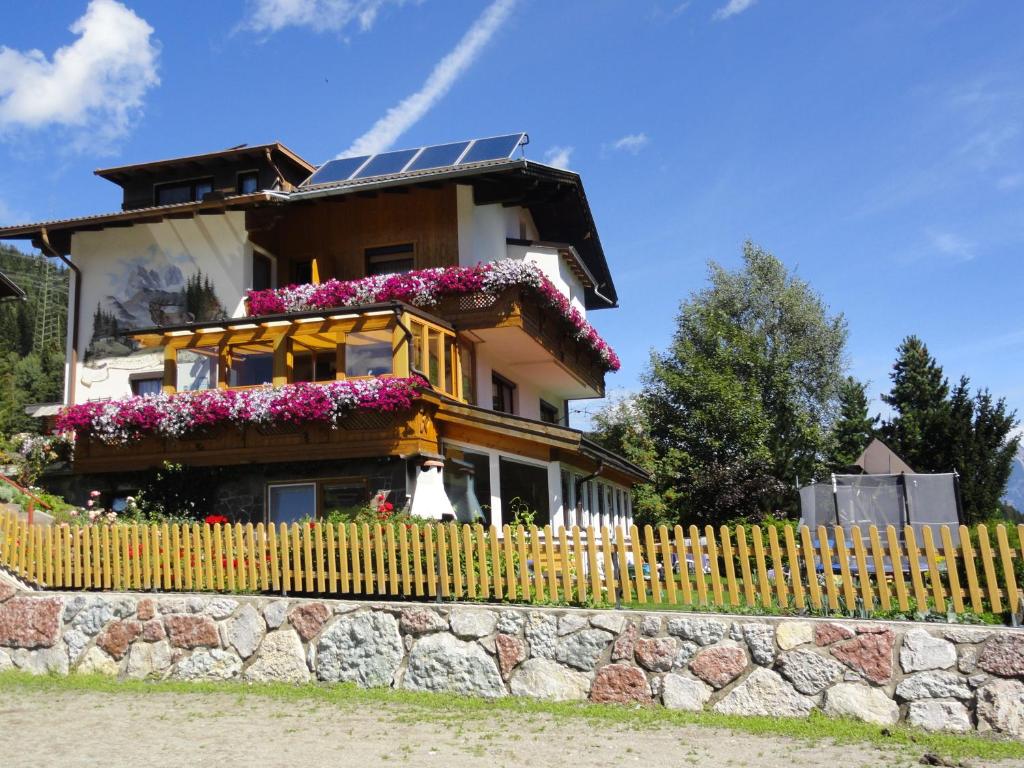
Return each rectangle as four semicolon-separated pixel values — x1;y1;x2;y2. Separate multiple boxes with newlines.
86;258;225;362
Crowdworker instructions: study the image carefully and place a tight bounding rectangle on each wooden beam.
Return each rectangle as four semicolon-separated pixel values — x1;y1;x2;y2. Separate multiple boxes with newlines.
162;346;177;393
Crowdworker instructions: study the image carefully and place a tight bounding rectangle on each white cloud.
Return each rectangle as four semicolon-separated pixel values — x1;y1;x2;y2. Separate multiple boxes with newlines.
0;0;159;145
997;173;1023;190
926;229;976;262
543;146;573;170
712;0;757;21
611;133;649;154
339;0;517;158
241;0;403;35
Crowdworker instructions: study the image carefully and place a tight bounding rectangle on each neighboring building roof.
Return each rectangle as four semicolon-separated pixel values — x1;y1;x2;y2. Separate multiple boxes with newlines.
854;438;915;475
0;269;26;301
94;142;315;185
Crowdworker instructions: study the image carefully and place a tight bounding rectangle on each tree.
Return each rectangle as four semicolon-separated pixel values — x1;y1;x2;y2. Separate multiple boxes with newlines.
880;336;949;472
880;340;1019;522
640;242;848;526
588;394;666;526
827;376;877;469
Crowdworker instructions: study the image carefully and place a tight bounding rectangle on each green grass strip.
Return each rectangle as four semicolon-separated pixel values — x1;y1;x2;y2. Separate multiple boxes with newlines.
1;670;1022;762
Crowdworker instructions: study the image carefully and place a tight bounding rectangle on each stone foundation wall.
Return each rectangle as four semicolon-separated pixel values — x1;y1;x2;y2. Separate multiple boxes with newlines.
1;582;1022;738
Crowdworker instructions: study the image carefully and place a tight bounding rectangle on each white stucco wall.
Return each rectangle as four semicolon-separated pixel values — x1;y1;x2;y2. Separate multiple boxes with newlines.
69;212;250;403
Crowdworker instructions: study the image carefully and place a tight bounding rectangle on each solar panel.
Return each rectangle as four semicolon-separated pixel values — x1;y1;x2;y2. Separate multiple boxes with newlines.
458;133;526;165
353;148;420;178
301;133;527;187
406;140;471;172
304;155;369;186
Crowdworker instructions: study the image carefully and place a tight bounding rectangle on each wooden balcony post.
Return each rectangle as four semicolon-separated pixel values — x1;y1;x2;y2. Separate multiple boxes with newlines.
272;333;290;387
392;323;409;378
162;345;177;394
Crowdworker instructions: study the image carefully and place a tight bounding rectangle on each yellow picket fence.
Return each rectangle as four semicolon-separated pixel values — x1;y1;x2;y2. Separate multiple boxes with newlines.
0;510;1021;617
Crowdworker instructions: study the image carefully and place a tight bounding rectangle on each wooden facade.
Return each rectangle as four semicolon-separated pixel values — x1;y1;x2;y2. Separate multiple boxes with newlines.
248;186;459;285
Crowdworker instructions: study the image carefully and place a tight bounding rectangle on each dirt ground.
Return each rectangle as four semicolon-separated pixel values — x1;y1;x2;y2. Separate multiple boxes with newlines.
2;687;1009;768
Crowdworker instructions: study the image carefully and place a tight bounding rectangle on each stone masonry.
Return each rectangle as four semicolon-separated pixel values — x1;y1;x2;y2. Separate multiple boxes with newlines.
0;584;1023;739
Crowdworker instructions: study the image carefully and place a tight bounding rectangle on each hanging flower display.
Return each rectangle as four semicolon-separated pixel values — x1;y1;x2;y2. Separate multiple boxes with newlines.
245;259;621;372
56;377;421;446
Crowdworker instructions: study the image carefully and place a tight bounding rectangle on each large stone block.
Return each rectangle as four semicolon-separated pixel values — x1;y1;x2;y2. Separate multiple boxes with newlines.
899;629;956;673
830;628;894;684
823;683;899;726
124;640;172;680
403;632;505;698
495;633;526;679
775;622;813;650
288;603;330;641
976;678;1024;738
634;636;678;672
225;603;264;659
713;667;814;717
777;649;845;695
400;607;447;635
317;611;403;687
75;646;120;676
96;619;143;660
742;623;775;666
164;614;221;649
449;609;497;639
895;670;972;701
172;648;242;680
978;634;1024;679
690;644;746;689
590;663;651;704
0;596;63;649
509;658;590;701
245;629;310;683
667;617;727;646
554;629;613;671
907;701;972;733
662;673;712;711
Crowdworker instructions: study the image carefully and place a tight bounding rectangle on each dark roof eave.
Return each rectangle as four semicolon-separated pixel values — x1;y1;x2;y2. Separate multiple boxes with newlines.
0;270;27;301
95;142;315;181
580;436;652;483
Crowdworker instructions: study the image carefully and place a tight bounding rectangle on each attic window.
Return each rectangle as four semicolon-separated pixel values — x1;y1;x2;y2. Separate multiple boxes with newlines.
237;171;259;195
366;244;414;276
155;178;214;205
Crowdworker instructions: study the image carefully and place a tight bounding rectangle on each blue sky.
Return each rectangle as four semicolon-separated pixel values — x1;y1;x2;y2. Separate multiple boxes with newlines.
1;0;1022;428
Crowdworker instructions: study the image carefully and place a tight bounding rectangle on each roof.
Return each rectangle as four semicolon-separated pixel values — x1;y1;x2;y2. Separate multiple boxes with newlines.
0;192;277;254
95;142;315;185
854;438;915;475
0;269;26;301
0;136;618;308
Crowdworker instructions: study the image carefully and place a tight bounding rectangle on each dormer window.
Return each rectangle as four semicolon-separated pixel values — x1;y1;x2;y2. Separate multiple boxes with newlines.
366;244;414;276
237;171;260;194
155;177;214;206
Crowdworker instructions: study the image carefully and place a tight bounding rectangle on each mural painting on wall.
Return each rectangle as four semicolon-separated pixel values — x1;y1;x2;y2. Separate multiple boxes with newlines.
85;251;226;363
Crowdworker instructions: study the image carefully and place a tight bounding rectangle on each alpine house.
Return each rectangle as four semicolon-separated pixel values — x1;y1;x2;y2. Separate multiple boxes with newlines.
0;134;647;530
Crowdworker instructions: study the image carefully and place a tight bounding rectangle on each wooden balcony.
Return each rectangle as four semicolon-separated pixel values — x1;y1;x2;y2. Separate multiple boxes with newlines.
72;400;440;473
436;287;606;396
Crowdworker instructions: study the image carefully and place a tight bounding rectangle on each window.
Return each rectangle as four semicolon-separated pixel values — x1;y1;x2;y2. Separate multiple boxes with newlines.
498;458;550;527
228;343;274;386
443;450;490;524
539;400;559;424
131;376;163;397
459;340;475;404
293;260;313;285
365;244;414;276
252;252;273;291
237;171;260;195
176;347;218;390
492;373;515;414
345;330;392;377
291;339;338;383
320;479;369;518
155;178;214;205
268;483;316;525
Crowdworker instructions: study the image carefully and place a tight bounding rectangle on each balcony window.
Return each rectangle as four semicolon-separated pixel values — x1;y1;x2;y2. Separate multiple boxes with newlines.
252;251;273;291
345;330;392;377
176;347;218;390
291;338;338;383
492;373;515;414
155;177;214;206
366;244;414;276
459;340;475;405
228;343;274;387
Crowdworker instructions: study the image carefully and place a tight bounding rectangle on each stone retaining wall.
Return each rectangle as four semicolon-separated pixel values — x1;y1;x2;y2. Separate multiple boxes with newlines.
1;583;1022;738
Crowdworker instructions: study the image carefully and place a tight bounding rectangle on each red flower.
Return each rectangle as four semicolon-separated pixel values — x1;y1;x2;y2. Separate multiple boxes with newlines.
204;515;228;525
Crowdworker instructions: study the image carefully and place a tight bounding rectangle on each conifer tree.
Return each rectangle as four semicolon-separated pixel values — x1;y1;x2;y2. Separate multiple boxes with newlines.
828;376;876;469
